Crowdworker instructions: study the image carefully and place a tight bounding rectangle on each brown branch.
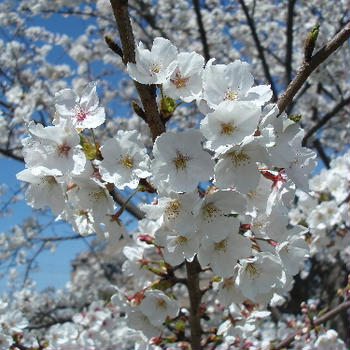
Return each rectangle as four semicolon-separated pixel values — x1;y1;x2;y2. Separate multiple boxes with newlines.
238;0;278;101
104;35;124;62
277;23;350;115
302;96;350;146
192;0;211;62
128;1;169;40
109;188;145;220
273;300;350;350
33;234;87;242
312;139;330;169
186;257;203;350
285;0;296;86
109;0;165;141
0;148;24;162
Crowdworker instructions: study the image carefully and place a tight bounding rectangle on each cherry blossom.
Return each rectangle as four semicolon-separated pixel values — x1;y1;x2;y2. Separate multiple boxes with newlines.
127;37;178;85
151;129;214;193
98;130;151;189
55;82;105;129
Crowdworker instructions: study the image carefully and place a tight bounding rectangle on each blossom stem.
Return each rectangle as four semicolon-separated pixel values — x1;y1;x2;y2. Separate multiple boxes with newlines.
277;23;350;115
273;300;350;350
186;257;203;350
114;187;139;217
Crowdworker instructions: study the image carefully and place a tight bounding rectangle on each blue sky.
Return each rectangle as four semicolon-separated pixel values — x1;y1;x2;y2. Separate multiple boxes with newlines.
0;10;98;293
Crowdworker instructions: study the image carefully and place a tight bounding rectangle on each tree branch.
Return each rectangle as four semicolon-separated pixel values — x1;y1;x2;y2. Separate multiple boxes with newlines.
312;139;330;169
0;148;24;162
238;0;278;101
109;0;165;141
109;189;145;220
277;23;350;115
302;96;350;146
186;257;203;350
285;0;296;86
192;0;211;62
273;300;350;350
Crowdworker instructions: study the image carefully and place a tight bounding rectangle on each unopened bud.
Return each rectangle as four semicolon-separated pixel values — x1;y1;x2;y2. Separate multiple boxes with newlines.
304;23;320;62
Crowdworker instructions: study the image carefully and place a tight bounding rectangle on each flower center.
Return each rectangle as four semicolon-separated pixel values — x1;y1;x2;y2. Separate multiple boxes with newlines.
173;151;190;170
229;150;250;166
223;89;237;101
89;189;106;201
165;200;181;220
245;263;259;278
214;239;227;253
170;71;190;88
119;154;133;169
220;122;236;135
176;235;188;245
156;298;166;308
149;63;162;75
57;142;71;156
42;176;57;185
202;203;219;221
74;105;88;122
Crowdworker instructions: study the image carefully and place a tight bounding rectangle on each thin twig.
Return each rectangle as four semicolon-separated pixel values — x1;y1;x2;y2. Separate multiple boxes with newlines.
312;139;330;169
277;23;350;115
273;300;350;350
302;96;350;146
285;0;296;86
238;0;278;101
109;189;145;220
192;0;211;62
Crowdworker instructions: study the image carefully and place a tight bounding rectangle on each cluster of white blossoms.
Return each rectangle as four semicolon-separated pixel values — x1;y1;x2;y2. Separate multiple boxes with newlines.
290;150;350;264
16;37;319;344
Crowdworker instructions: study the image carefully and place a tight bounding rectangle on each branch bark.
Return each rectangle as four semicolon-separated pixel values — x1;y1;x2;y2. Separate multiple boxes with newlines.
302;96;350;146
192;0;211;62
273;300;350;350
109;0;165;141
238;0;278;101
313;139;330;169
109;189;145;220
285;0;296;86
186;257;203;350
277;23;350;115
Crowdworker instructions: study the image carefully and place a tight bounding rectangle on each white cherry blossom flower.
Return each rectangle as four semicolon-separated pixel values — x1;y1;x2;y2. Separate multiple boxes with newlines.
98;130;151;189
127;309;160;338
214;137;268;193
203;59;272;110
162;230;200;266
277;233;309;275
200;101;260;150
217;273;246;306
313;329;347;350
142;191;200;233
236;252;284;302
198;232;251;277
16;168;65;216
163;51;204;102
22;119;85;175
55;82;105;129
152;129;214;193
198;189;246;241
139;290;179;327
70;178;115;221
127;37;178;84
